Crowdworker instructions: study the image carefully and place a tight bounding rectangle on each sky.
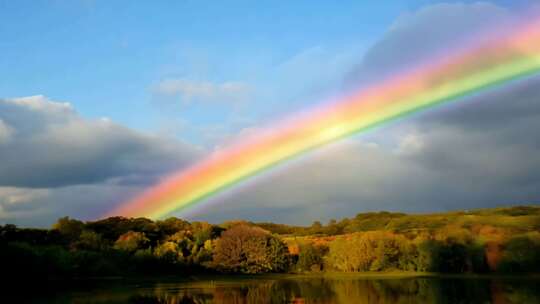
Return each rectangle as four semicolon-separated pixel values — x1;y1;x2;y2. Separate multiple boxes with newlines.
1;0;540;227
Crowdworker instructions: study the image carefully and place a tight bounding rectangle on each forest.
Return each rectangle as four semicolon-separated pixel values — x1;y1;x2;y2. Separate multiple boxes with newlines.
1;206;539;281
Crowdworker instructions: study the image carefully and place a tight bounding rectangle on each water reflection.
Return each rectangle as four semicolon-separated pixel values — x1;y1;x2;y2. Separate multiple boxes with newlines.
127;277;540;304
15;276;540;303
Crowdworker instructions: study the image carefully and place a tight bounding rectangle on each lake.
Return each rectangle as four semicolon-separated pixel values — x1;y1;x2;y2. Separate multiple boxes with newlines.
7;274;540;303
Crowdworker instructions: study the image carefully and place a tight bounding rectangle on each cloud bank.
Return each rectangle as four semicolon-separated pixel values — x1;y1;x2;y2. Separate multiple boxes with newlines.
0;95;201;188
0;95;202;225
185;3;540;224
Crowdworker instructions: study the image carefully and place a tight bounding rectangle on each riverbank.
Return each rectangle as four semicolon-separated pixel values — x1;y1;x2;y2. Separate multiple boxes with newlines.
61;271;540;284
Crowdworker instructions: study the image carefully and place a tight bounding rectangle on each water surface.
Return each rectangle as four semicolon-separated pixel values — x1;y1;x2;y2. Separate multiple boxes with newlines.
10;275;540;303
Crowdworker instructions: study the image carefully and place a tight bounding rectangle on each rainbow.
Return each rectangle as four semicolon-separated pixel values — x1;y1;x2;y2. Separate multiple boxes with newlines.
109;19;540;219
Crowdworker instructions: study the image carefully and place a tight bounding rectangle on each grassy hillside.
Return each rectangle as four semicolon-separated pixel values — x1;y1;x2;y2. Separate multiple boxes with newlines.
253;205;540;236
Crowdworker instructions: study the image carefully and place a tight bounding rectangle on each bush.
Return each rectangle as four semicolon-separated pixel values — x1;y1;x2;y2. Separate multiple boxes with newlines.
498;234;540;273
326;232;413;272
213;225;289;273
296;243;326;272
114;231;149;253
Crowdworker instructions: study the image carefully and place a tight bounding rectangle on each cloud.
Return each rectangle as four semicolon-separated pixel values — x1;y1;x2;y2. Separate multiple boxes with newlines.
184;3;540;224
0;95;203;188
395;132;424;156
190;95;540;224
0;95;208;226
186;140;431;224
0;187;50;210
345;2;512;87
154;78;250;105
0;119;14;144
0;187;50;223
0;184;140;227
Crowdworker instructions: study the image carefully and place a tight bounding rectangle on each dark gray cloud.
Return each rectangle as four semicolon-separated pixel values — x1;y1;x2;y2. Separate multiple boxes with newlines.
184;3;540;225
0;95;202;188
0;95;206;225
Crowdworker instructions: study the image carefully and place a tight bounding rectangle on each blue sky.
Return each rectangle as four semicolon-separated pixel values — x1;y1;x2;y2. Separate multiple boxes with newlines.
1;1;540;226
2;0;518;143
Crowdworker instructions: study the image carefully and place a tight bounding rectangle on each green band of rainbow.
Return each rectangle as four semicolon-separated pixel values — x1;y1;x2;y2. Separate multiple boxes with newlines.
108;19;540;219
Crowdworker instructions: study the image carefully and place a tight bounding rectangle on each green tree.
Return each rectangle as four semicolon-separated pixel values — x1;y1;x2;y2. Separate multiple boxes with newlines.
417;239;469;273
498;233;540;273
73;230;106;251
154;241;181;263
309;221;323;234
296;243;326;272
156;217;190;236
114;231;149;253
213;225;289;273
370;232;411;271
326;232;412;272
52;216;84;241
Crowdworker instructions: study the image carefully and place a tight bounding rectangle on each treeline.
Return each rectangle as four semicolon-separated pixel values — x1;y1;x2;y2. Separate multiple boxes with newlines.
292;230;534;273
0;216;289;279
288;206;540;273
258;206;540;236
1;206;539;280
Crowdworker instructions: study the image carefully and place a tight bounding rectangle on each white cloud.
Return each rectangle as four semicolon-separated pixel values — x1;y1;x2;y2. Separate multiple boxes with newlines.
10;95;73;113
0;187;50;220
154;78;250;104
0;187;49;206
0;119;13;144
395;133;424;156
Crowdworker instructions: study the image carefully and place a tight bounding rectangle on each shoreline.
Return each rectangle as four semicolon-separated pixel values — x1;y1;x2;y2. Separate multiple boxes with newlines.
55;272;540;283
